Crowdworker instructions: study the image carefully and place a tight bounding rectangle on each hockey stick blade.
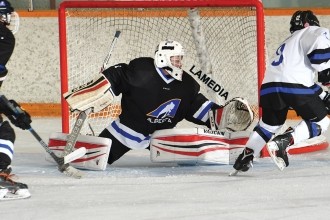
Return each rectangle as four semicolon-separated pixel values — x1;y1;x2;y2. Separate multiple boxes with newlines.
61;164;84;179
28;127;84;178
54;147;86;179
64;147;86;164
0;93;83;178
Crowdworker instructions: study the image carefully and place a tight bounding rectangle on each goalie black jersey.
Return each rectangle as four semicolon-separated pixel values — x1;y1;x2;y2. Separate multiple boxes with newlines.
102;57;215;149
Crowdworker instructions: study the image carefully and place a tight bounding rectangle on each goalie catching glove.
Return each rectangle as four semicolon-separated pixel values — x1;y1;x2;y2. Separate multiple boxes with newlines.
210;97;254;132
64;74;114;113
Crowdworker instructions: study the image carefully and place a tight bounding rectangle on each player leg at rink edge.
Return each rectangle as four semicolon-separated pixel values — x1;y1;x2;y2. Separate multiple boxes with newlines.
0;0;31;200
63;40;253;169
0;98;32;200
231;10;330;175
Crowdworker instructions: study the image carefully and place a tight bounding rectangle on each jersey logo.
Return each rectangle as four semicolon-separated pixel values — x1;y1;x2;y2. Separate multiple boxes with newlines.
147;99;181;119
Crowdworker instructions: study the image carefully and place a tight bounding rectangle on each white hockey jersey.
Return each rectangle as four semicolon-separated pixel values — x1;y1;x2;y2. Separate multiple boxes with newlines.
263;26;330;87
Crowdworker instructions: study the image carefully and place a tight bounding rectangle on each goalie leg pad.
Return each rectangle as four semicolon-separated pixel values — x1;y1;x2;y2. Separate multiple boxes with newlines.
47;132;112;171
150;127;250;165
64;75;114;113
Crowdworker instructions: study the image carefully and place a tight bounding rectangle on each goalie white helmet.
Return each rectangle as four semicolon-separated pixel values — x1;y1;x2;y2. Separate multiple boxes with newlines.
154;40;185;81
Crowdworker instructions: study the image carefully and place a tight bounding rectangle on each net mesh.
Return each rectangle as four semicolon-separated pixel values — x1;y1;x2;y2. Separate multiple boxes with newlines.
61;5;263;135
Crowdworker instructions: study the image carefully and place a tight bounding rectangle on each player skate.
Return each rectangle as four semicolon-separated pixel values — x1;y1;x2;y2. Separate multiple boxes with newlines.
231;147;254;175
0;166;31;200
266;131;293;171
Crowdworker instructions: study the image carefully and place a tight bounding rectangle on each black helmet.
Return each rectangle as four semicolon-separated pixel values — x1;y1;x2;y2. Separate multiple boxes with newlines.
289;10;320;34
0;0;14;25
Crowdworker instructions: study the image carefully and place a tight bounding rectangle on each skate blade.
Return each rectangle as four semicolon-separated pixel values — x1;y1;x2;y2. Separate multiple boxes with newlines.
266;142;286;171
229;170;239;176
0;189;31;201
0;188;9;199
229;161;253;176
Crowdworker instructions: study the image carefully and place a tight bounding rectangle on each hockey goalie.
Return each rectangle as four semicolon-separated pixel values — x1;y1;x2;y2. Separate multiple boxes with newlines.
57;40;254;169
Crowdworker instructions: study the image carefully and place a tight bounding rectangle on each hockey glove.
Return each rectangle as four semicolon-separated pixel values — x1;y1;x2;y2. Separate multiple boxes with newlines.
322;91;330;114
64;75;114;113
318;68;330;86
6;100;32;130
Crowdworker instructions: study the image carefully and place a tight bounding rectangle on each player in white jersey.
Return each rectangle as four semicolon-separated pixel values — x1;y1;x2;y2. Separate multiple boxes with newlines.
0;0;31;200
232;10;330;173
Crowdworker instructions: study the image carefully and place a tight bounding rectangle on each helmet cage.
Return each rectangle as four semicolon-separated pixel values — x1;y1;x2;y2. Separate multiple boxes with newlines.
155;40;185;81
0;0;14;25
1;13;11;24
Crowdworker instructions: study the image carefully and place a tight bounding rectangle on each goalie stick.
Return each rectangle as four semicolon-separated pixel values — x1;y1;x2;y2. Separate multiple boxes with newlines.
188;8;221;105
61;108;91;157
61;30;121;168
188;9;254;176
0;93;86;178
29;127;86;178
188;9;253;132
101;30;121;72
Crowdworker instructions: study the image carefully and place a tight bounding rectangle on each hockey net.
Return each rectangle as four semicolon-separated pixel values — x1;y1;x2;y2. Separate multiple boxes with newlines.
59;0;265;136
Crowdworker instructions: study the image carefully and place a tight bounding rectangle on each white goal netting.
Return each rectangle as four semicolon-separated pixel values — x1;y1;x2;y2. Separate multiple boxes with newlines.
59;0;265;135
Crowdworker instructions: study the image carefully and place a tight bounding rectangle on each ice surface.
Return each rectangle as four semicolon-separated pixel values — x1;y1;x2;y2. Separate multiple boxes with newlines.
1;118;330;220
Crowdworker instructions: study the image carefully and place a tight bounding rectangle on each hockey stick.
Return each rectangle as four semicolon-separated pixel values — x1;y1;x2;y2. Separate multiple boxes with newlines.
189;11;254;132
101;30;121;72
188;9;253;176
62;30;121;162
188;9;254;132
0;93;86;178
188;8;218;103
61;108;91;157
28;127;86;178
188;8;224;131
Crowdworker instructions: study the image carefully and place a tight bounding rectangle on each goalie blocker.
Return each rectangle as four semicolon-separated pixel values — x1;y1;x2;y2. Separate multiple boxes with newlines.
64;74;114;113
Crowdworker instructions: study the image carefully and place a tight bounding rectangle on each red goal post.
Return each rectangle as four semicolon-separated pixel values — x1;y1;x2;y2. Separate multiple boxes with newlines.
58;0;266;135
